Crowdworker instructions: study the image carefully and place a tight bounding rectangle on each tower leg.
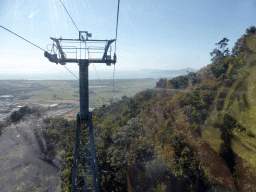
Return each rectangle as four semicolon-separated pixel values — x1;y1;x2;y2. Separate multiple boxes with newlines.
71;60;99;192
71;115;81;192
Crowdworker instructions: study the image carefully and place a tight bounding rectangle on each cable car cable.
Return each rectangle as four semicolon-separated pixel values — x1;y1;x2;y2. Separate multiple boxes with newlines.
59;0;79;32
112;64;115;99
0;25;80;82
92;64;104;88
63;65;79;80
0;25;46;52
114;0;120;54
112;0;120;102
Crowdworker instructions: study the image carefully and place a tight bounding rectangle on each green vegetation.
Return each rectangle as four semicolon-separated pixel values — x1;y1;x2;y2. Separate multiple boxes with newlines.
7;106;46;124
90;26;256;191
3;26;256;191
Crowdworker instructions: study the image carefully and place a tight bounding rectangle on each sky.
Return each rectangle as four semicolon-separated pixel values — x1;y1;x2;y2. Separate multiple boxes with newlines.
0;0;256;79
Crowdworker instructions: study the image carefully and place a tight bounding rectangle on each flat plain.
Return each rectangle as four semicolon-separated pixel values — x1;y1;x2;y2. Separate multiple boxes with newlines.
0;78;157;120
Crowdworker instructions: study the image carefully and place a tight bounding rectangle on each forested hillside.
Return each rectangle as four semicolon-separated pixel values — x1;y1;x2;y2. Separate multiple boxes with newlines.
2;26;256;192
89;26;256;191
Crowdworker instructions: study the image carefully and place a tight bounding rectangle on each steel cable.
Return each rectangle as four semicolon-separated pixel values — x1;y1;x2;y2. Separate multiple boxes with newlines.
114;0;120;54
59;0;79;32
63;65;79;80
0;25;46;52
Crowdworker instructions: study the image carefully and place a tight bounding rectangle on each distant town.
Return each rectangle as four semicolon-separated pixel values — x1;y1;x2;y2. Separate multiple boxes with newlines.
0;94;77;121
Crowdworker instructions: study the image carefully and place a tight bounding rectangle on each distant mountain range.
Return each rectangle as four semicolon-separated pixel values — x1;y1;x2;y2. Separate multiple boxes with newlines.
0;68;198;80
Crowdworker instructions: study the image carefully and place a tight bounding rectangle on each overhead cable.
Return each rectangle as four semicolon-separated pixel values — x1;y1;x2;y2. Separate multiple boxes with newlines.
115;0;120;53
88;51;104;88
59;0;79;32
63;65;79;80
0;25;46;52
112;0;120;102
112;64;115;98
88;53;108;104
92;63;104;88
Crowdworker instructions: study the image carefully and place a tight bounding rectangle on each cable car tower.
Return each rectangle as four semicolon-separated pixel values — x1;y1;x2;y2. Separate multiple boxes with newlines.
45;31;116;192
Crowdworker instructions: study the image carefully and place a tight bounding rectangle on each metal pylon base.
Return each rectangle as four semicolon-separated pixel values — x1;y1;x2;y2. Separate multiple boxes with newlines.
71;113;99;192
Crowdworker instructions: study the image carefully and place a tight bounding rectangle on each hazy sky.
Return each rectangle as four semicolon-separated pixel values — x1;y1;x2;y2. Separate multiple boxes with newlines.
0;0;256;77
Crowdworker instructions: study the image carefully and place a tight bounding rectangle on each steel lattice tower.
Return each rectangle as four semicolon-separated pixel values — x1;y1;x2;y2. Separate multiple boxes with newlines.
45;31;116;192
